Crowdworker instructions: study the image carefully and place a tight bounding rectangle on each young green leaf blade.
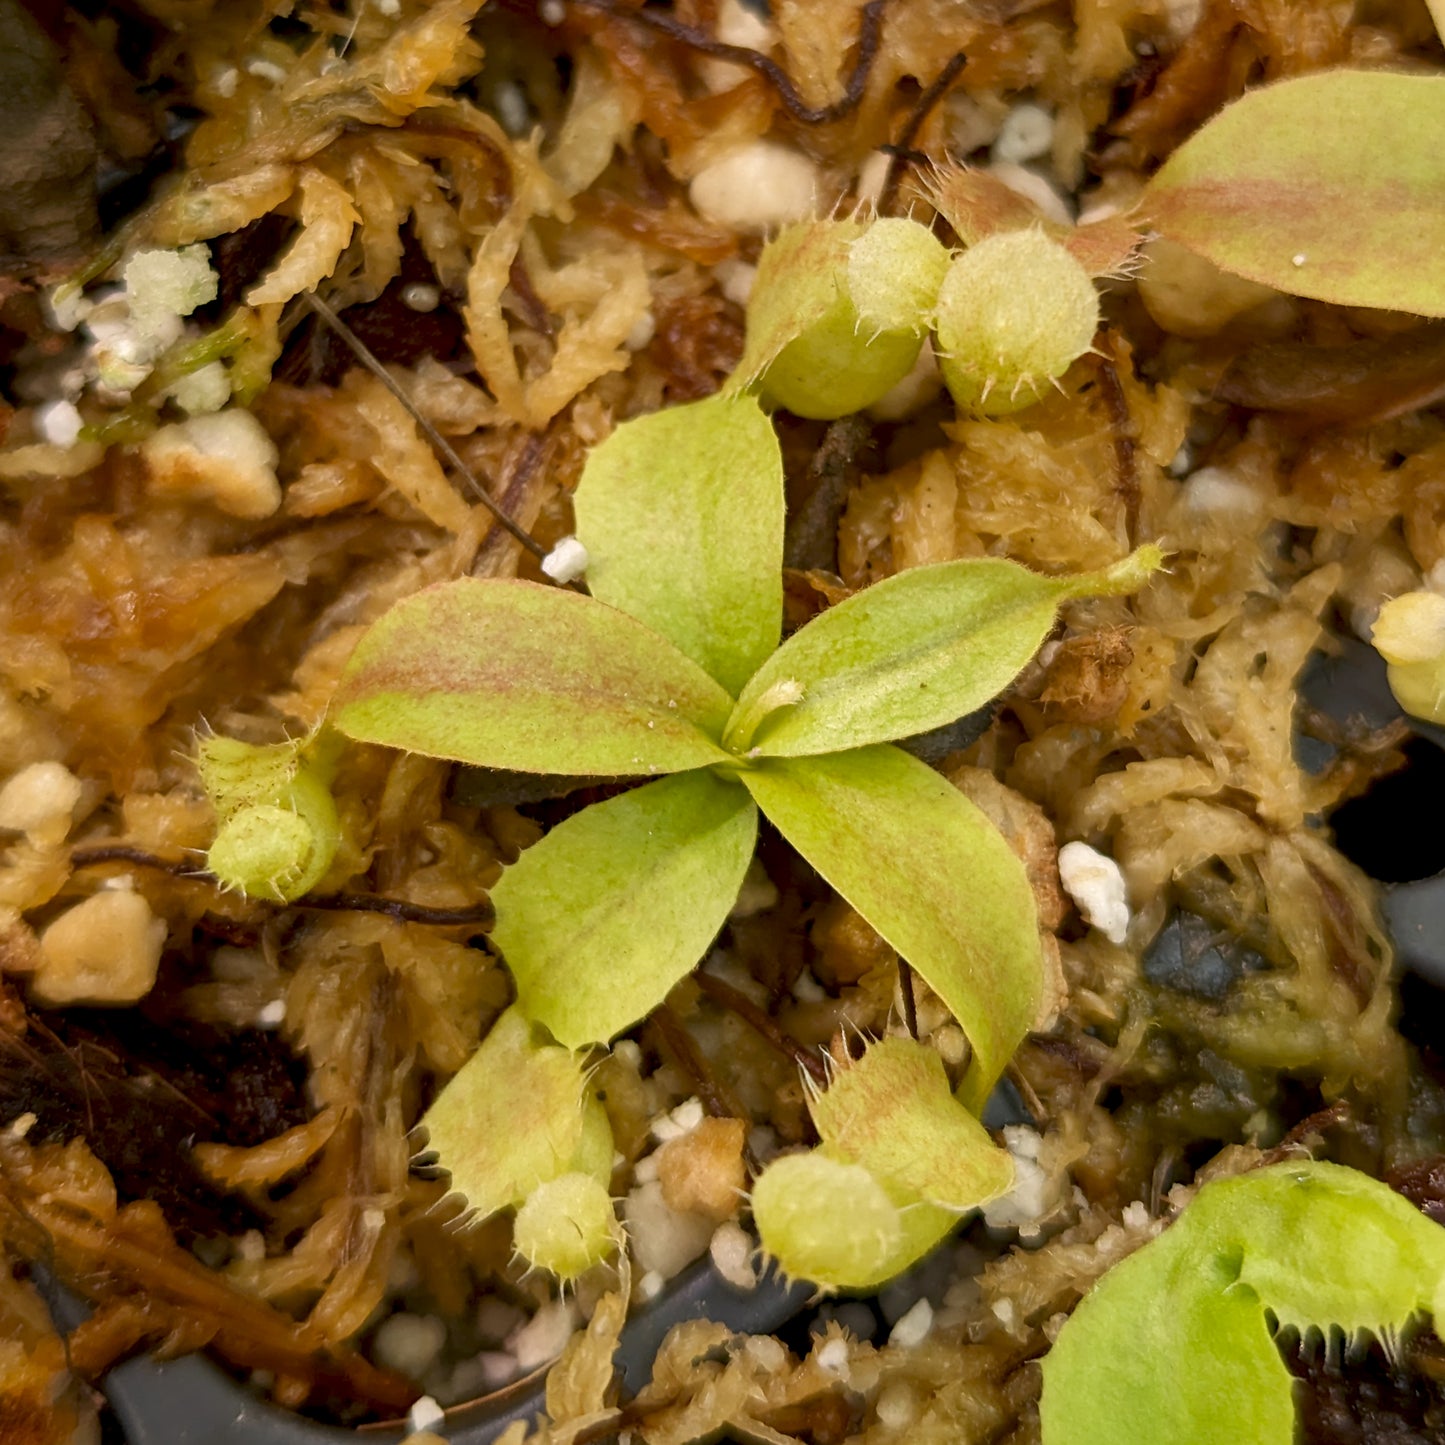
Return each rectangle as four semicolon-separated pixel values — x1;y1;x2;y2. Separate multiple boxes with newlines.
493;769;758;1048
1145;71;1445;317
741;746;1042;1111
419;1005;606;1224
1039;1161;1445;1445
1040;1221;1294;1445
332;578;734;775
727;548;1161;758
1185;1161;1445;1343
809;1036;1013;1209
573;393;784;695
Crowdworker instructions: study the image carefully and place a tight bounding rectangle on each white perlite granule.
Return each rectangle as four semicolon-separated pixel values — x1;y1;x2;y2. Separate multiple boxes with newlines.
406;1394;446;1436
373;1313;448;1380
36;399;83;447
888;1297;934;1349
1057;840;1130;944
709;1220;758;1289
0;761;82;842
507;1299;579;1371
689;142;820;231
991;103;1054;166
541;536;590;584
982;1125;1058;1237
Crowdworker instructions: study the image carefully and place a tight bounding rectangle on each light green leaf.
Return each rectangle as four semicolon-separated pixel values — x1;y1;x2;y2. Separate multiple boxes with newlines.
419;1005;609;1223
198;732;342;902
1039;1161;1445;1445
741;746;1042;1112
809;1036;1013;1208
573;393;783;695
1145;71;1445;317
332;578;734;776
751;1149;957;1291
752;1152;902;1288
494;770;758;1048
726;547;1162;757
1184;1161;1445;1344
1041;1224;1292;1445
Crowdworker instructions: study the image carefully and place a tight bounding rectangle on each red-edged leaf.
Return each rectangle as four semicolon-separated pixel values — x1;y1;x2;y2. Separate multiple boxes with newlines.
333;578;733;775
1146;71;1445;317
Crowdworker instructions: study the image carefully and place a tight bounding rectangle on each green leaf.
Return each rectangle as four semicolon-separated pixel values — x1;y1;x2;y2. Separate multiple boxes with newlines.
419;1005;610;1223
741;746;1042;1111
573;393;783;695
809;1036;1014;1208
1040;1224;1292;1445
726;548;1162;757
1039;1162;1445;1445
1145;71;1445;317
729;220;864;401
512;1173;619;1282
1185;1161;1445;1344
493;770;758;1048
332;578;734;776
198;732;342;902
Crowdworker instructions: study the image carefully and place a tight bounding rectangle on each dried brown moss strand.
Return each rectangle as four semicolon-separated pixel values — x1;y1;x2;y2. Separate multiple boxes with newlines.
1091;339;1140;540
569;0;888;126
302;291;548;560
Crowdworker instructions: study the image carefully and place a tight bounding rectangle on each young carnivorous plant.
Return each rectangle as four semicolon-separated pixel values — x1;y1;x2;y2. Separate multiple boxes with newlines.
190;59;1445;1294
196;376;1159;1286
325;391;1160;1285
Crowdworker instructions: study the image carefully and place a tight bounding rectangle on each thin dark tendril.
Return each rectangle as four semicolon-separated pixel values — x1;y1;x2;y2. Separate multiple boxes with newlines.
1262;1100;1350;1164
69;845;194;876
69;847;494;927
647;1004;746;1122
897;957;919;1041
878;51;967;215
471;431;553;578
693;970;828;1085
295;893;495;928
302;291;548;560
570;0;888;126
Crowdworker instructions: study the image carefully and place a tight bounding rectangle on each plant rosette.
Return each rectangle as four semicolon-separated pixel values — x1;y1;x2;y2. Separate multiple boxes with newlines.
307;383;1161;1288
187;57;1445;1295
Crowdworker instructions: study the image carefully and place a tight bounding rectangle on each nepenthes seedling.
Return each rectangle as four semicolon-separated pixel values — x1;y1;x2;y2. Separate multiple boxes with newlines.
193;58;1445;1294
199;201;1163;1285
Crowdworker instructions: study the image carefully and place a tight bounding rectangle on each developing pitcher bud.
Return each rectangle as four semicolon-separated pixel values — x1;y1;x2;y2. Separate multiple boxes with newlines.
750;1148;957;1291
934;228;1100;416
737;217;949;419
198;733;342;902
512;1172;619;1281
